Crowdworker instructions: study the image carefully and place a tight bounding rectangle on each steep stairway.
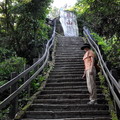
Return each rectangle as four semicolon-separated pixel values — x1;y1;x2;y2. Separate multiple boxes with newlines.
21;37;112;120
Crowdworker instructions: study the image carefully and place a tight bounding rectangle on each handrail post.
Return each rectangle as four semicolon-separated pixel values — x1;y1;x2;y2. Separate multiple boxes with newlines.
9;72;18;119
24;64;30;97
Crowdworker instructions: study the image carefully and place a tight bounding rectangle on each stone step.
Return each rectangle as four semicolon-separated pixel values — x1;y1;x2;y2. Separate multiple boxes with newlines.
56;49;81;51
49;73;83;79
56;47;82;49
55;52;83;55
57;44;83;46
54;64;84;68
55;55;83;58
56;46;81;48
55;53;83;55
37;94;105;99
24;110;110;119
29;104;109;111
47;78;86;83
49;73;83;77
54;65;84;67
47;77;100;85
57;47;81;49
56;51;82;53
55;59;83;62
58;41;83;42
55;61;84;67
54;62;83;65
57;36;82;39
56;47;81;49
58;41;83;43
51;69;84;72
46;82;100;87
21;117;112;120
57;39;82;42
57;43;83;45
49;71;84;75
56;44;81;46
57;45;82;47
45;82;87;87
58;42;83;44
53;67;84;70
51;71;84;74
46;80;100;85
54;64;83;66
41;89;102;94
55;57;83;59
52;69;83;72
44;85;101;90
33;98;108;104
46;81;100;86
57;42;83;44
58;40;83;42
44;86;88;90
57;43;82;45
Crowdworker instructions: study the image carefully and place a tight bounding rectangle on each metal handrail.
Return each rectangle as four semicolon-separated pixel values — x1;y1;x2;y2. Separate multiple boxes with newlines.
83;26;120;110
0;19;56;110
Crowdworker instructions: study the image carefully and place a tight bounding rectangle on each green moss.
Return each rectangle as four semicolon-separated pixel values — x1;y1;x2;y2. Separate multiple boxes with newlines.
98;72;118;120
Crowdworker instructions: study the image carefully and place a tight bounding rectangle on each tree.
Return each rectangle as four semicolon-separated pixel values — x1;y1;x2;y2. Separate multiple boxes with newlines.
72;0;120;68
48;6;60;19
0;0;53;64
73;0;120;39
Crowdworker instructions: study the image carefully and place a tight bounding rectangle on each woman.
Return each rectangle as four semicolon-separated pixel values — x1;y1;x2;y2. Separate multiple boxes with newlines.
81;43;97;105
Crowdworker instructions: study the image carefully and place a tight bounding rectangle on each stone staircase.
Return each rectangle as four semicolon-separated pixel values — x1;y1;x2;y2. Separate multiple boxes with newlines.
21;37;112;120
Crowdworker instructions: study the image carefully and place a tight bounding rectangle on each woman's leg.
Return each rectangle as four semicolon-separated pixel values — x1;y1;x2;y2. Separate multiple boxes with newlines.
86;68;97;101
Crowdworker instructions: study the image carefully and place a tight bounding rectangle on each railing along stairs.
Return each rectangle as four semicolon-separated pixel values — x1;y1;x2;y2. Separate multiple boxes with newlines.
0;19;56;119
83;26;120;119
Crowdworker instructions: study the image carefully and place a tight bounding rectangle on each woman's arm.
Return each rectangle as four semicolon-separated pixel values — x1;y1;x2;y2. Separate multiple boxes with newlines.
82;70;86;79
90;56;94;75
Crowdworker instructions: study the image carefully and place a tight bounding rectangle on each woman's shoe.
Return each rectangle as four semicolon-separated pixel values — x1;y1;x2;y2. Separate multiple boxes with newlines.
87;100;97;105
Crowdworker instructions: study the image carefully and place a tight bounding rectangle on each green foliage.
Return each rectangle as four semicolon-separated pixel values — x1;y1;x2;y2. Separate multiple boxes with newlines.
91;32;111;52
0;0;53;118
0;108;9;120
30;75;45;93
48;7;60;19
0;0;53;64
0;80;7;86
73;0;120;39
0;47;16;62
98;72;119;120
91;32;120;68
72;0;120;68
0;57;26;86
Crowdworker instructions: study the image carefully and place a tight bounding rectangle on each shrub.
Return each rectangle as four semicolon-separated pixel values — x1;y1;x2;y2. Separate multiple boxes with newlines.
91;33;120;68
0;57;26;86
0;47;16;62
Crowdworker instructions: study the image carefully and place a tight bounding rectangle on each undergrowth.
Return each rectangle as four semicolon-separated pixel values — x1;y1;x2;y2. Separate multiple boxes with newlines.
98;72;118;120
